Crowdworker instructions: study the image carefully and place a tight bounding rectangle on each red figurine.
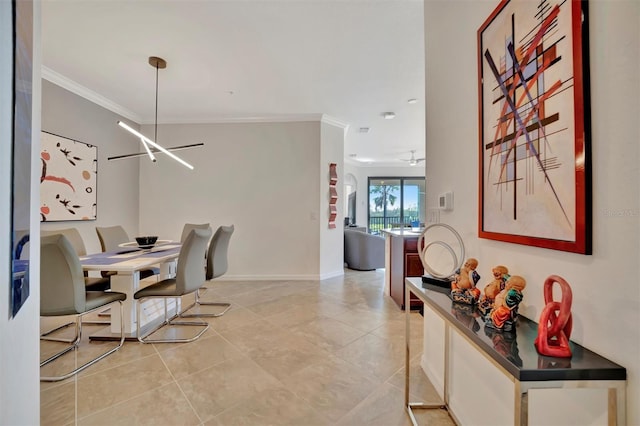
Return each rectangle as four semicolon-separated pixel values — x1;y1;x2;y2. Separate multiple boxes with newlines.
534;275;573;358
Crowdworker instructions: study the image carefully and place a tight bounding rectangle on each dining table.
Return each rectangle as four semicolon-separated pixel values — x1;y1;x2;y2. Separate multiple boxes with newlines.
79;241;181;341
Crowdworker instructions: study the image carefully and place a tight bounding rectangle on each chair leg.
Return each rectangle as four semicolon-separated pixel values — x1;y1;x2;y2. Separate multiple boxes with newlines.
40;321;78;343
137;296;209;344
79;306;112;325
98;307;111;317
180;287;231;318
41;313;109;341
40;301;125;382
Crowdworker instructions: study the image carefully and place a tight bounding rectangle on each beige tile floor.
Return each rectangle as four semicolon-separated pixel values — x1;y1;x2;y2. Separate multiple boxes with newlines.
40;269;455;426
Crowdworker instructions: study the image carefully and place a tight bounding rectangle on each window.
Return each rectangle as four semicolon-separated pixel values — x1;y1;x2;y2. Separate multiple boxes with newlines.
368;177;425;234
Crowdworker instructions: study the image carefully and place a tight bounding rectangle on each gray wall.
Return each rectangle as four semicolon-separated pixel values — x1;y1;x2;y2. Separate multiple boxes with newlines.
41;80;141;253
319;120;346;277
424;0;640;423
42;80;347;279
139;119;345;279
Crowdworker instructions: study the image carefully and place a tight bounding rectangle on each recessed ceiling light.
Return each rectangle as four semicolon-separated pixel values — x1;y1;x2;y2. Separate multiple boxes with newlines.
383;112;396;120
407;98;417;104
355;157;374;163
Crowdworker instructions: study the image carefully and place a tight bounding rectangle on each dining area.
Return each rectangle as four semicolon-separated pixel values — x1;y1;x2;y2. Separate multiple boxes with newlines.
38;223;235;382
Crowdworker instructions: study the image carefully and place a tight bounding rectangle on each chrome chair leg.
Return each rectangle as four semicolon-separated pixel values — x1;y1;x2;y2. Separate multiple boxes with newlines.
40;301;125;382
40;321;77;343
180;288;231;318
137;296;209;344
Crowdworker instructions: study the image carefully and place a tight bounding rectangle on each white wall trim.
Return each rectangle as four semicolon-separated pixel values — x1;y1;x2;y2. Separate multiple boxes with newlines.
147;113;327;125
41;69;353;130
319;269;345;280
224;271;344;281
321;114;349;130
344;156;424;169
41;66;141;123
224;274;324;281
146;113;350;126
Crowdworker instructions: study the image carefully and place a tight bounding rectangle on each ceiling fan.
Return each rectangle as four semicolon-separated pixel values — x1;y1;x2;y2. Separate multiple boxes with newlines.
399;150;425;166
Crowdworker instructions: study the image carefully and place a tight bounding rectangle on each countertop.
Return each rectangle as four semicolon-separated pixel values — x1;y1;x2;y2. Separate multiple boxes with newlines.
406;277;627;382
381;228;424;237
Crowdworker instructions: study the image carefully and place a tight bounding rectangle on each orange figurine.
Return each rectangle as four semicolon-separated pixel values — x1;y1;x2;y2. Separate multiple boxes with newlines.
478;265;509;316
485;275;526;332
451;258;481;304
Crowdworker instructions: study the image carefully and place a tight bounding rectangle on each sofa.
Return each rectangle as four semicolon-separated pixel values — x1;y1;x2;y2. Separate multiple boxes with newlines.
344;228;385;271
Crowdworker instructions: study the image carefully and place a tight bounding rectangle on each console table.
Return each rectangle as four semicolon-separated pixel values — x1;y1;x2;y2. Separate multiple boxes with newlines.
404;277;627;426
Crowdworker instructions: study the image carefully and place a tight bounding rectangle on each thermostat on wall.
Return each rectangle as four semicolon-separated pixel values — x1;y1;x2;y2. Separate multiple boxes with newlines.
438;191;453;211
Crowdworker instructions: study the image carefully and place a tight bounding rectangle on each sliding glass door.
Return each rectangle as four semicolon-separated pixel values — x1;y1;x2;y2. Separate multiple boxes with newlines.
368;177;425;234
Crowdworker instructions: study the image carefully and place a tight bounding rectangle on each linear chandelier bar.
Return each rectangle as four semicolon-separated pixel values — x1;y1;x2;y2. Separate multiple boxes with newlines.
108;142;204;161
140;138;157;162
117;121;195;169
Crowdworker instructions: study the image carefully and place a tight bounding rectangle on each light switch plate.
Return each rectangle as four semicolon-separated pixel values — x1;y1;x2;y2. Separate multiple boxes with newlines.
438;192;453;211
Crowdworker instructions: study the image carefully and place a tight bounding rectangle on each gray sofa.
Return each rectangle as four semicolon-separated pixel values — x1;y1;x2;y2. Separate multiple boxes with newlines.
344;228;385;271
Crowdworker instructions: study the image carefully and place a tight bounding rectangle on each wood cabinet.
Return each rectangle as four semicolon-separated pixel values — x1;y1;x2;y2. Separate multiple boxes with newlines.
386;230;424;310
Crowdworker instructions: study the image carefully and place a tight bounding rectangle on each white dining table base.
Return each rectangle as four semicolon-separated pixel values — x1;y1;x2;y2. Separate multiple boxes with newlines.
89;260;179;341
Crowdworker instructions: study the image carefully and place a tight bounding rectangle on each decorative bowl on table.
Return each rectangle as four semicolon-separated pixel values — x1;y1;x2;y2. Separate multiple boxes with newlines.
135;236;158;249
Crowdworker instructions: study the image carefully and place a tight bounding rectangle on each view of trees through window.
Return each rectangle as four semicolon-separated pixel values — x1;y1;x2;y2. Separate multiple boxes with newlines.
368;177;426;234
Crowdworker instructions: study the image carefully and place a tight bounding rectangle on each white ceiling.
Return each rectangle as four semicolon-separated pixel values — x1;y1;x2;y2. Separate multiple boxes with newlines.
41;0;425;167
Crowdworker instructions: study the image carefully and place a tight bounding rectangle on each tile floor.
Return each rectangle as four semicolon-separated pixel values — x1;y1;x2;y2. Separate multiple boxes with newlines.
40;269;454;426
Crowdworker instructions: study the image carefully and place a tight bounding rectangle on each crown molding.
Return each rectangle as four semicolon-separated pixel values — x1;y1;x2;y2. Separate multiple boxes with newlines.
344;156;420;169
321;114;349;130
141;113;352;126
140;113;333;125
41;67;352;129
41;66;141;123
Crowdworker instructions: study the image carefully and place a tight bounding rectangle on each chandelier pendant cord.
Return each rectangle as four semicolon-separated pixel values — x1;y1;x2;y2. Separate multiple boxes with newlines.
154;63;159;142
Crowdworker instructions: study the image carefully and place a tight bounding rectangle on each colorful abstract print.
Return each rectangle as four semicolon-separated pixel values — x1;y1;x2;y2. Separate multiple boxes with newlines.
40;131;97;221
480;0;587;244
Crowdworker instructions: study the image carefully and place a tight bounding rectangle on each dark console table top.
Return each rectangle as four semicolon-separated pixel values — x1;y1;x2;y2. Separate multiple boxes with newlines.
406;278;627;382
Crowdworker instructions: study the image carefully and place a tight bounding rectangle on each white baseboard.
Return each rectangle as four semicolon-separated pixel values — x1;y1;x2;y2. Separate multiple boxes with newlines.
221;270;344;282
319;269;345;280
221;274;319;281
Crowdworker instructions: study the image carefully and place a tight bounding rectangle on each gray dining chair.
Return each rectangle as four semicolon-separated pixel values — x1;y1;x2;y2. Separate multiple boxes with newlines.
96;225;159;280
134;227;212;343
181;225;234;318
95;225;130;252
41;228;111;291
39;234;126;382
40;228;111;332
180;222;211;243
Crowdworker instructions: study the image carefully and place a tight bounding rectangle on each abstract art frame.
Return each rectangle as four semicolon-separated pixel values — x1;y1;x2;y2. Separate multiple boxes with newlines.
477;0;591;254
40;131;98;222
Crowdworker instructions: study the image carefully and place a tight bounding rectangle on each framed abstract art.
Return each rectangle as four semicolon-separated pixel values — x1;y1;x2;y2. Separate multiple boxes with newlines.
477;0;591;254
40;131;98;221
